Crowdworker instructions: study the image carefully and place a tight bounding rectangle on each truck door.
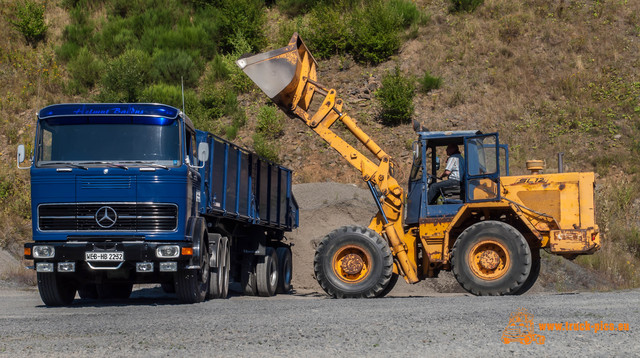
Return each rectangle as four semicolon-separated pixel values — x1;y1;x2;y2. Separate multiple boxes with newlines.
464;133;500;202
186;128;201;217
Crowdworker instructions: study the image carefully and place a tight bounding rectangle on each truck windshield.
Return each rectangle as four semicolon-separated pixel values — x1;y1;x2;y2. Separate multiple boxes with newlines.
36;117;181;167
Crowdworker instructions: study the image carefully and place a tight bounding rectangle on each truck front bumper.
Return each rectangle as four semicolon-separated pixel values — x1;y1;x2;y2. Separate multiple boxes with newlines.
24;241;197;284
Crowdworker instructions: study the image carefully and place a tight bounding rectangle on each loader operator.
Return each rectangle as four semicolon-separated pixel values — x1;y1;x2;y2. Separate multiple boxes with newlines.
428;144;464;204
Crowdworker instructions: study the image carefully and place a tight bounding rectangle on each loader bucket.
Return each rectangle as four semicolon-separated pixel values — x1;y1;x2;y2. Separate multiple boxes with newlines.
236;33;317;111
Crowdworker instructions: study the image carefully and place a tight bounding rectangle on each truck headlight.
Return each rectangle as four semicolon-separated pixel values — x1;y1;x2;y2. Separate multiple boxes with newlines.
156;245;179;258
33;245;55;258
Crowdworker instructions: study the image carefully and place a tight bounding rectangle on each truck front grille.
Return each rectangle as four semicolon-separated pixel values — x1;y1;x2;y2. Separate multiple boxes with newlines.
38;203;178;232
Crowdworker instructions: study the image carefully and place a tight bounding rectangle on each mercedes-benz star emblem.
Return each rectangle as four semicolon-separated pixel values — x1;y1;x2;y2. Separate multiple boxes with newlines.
95;206;118;228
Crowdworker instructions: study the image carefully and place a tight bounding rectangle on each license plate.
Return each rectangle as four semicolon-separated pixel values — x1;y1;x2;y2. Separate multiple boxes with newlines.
85;251;124;262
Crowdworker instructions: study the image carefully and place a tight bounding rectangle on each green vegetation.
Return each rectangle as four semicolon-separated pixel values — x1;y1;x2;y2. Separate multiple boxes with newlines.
6;0;47;47
376;66;416;126
449;0;484;13
252;105;285;162
418;71;442;93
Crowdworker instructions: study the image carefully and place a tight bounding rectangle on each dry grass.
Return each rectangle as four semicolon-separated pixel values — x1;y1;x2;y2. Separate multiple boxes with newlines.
0;261;37;287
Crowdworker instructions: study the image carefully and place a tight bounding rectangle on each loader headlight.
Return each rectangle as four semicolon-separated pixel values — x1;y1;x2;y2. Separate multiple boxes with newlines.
33;245;55;258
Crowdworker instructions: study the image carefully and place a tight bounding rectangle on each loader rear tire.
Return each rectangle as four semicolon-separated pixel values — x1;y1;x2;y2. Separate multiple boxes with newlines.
451;221;531;296
314;226;393;298
510;250;540;295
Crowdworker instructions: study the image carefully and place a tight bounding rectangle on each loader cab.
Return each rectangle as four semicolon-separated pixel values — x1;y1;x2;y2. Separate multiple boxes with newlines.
405;131;505;225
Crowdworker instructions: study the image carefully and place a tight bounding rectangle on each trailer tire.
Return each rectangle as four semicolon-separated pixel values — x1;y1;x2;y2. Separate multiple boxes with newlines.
176;236;210;304
37;272;76;306
276;246;293;294
96;283;133;299
256;247;279;297
451;221;531;296
314;226;393;298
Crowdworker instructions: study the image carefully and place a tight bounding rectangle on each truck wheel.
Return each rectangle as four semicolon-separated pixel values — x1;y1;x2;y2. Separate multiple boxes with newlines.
161;282;175;293
241;256;258;296
451;221;531;296
314;226;393;298
256;247;279;297
510;250;541;295
276;246;293;294
37;272;76;306
209;237;230;299
96;283;134;299
176;236;210;303
78;284;99;299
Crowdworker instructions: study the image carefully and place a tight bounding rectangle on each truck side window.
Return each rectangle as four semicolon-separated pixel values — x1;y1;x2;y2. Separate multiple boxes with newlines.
186;130;197;166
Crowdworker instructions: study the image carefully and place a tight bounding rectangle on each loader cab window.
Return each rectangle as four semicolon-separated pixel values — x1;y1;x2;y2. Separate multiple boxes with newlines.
409;141;423;183
464;134;500;202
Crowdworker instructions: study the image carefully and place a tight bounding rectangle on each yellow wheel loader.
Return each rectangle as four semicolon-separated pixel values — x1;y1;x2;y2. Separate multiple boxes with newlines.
237;34;600;297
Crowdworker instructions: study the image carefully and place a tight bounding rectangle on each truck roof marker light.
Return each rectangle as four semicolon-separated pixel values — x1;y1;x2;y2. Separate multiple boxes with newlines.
182;247;193;256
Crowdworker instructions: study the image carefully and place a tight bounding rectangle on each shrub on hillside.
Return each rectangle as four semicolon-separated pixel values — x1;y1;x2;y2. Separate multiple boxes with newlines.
418;71;442;93
8;0;48;47
376;66;415;126
306;4;348;59
151;49;203;87
276;0;321;17
66;47;104;92
348;0;422;65
139;84;199;111
217;0;266;53
256;106;285;139
100;49;152;102
252;133;280;162
449;0;484;13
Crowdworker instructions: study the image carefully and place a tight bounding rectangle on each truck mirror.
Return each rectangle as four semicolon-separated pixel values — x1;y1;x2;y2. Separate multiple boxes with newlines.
197;142;209;163
17;144;25;163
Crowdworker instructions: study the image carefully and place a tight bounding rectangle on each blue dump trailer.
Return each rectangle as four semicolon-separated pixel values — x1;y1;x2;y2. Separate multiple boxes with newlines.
19;103;298;305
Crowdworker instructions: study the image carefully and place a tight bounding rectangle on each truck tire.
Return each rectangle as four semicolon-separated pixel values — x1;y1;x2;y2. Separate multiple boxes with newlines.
37;272;76;306
451;221;531;296
276;246;293;294
176;236;210;303
209;237;230;299
161;282;175;294
256;247;279;297
314;226;393;298
78;284;99;299
241;256;258;296
509;250;541;295
96;283;134;299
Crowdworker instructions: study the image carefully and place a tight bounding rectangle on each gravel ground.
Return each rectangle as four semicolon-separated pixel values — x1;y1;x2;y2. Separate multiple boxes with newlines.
0;286;637;357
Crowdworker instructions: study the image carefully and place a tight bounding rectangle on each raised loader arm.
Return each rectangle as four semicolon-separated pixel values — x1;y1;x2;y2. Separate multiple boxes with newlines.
237;33;418;284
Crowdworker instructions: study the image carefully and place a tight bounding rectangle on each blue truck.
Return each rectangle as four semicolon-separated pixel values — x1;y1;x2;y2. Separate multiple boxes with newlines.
18;103;299;305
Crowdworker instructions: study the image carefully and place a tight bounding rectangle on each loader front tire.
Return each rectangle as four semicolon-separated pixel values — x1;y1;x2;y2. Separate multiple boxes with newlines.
314;226;393;298
451;221;531;296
